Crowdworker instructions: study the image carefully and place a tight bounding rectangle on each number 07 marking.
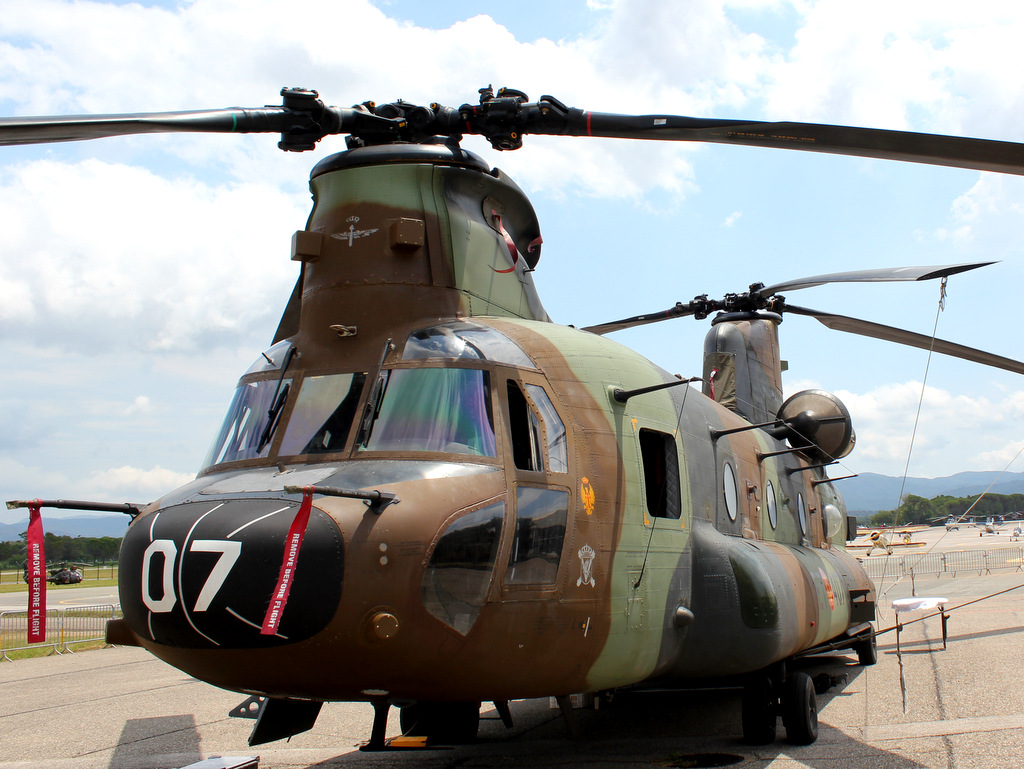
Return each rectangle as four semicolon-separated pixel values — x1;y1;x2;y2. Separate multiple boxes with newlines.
188;539;242;612
141;538;242;614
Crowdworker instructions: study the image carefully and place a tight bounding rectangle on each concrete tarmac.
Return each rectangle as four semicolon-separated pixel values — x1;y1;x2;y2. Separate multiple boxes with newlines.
2;529;1023;769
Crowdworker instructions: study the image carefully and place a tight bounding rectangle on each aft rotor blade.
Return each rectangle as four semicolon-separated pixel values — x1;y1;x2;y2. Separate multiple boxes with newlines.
759;261;997;296
559;112;1024;176
581;301;702;335
785;304;1024;375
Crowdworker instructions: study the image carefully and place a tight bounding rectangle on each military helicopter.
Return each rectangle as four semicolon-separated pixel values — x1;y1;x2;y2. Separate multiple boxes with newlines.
5;87;1024;750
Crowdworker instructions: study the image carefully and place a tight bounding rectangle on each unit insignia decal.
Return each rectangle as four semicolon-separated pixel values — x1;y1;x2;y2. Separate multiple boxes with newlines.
577;544;596;587
332;216;379;247
818;567;835;610
581;477;596;516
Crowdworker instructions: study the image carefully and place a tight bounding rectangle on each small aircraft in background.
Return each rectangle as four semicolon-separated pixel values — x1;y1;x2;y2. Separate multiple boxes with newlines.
856;530;918;556
975;517;1006;536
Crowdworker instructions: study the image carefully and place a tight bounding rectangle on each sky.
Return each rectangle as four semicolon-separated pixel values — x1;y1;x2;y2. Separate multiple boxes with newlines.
3;0;1024;522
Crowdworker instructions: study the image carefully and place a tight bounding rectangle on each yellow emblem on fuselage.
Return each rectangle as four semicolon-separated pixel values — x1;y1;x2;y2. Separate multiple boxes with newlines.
581;477;596;515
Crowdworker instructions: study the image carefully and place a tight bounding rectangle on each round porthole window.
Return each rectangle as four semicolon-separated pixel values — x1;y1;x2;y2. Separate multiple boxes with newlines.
766;480;778;529
798;494;808;536
723;462;738;522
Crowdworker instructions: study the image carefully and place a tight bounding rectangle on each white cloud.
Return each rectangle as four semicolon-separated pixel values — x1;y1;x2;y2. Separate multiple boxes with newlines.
759;1;1024;138
831;381;1024;477
85;465;196;500
936;174;1024;249
0;158;304;353
123;396;152;416
976;440;1024;473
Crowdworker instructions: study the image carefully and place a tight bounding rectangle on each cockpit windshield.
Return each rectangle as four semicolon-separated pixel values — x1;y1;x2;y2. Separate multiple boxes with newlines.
279;372;367;456
359;368;496;457
202;377;292;468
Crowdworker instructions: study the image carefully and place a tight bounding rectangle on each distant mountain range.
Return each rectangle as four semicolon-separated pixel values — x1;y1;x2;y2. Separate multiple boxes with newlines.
0;515;129;542
3;470;1023;539
840;470;1024;517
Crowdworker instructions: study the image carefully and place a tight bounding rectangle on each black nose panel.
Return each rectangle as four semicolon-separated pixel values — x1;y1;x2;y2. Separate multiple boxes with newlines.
120;498;343;649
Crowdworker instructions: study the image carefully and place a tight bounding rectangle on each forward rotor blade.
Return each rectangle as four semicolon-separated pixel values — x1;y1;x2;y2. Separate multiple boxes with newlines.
785;304;1024;375
759;261;996;296
556;112;1024;175
582;302;700;335
0;108;300;145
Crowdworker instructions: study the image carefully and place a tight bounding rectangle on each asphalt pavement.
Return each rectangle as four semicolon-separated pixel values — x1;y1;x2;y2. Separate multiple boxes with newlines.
1;528;1023;769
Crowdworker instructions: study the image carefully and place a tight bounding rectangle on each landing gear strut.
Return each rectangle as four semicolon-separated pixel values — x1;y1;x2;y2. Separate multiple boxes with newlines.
399;701;481;744
854;631;878;666
741;674;776;745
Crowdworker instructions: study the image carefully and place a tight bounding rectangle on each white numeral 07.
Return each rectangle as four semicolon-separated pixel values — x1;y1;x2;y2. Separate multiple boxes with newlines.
141;538;242;614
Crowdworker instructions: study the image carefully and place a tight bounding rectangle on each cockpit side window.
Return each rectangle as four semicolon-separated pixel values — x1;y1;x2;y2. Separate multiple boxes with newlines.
506;380;569;475
359;368;497;456
525;383;568;473
506;486;568;586
507;381;543;471
202;377;292;468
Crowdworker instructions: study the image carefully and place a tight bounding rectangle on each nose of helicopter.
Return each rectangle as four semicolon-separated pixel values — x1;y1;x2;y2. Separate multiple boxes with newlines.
118;497;344;649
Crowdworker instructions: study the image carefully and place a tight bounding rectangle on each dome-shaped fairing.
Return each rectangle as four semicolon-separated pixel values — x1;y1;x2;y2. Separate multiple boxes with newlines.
776;389;856;460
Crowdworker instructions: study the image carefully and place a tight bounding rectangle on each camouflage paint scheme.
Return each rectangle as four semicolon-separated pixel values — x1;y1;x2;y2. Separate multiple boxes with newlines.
113;144;874;724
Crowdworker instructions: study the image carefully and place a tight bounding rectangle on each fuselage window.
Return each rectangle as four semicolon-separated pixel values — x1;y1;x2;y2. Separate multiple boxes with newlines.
638;429;681;520
359;367;496;456
723;462;739;522
506;486;568;586
797;493;808;535
507;381;543;471
766;480;778;529
278;372;367;456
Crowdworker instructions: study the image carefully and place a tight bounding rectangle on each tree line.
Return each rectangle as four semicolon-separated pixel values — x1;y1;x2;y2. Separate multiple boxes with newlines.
0;532;121;569
870;493;1024;527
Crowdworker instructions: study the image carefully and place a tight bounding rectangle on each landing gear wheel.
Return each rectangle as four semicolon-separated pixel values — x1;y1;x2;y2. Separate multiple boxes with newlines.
399;701;481;743
741;676;777;745
854;632;877;666
782;671;818;745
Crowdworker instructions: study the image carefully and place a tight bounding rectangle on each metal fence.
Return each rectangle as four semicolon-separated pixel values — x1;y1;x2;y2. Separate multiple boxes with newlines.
0;565;119;584
862;546;1024;582
0;604;121;660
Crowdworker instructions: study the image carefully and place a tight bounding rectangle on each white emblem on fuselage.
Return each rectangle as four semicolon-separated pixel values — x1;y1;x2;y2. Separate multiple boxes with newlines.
577;544;596;587
332;218;379;247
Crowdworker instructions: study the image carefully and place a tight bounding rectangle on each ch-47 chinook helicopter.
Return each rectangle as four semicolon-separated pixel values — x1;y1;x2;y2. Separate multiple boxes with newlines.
5;87;1024;750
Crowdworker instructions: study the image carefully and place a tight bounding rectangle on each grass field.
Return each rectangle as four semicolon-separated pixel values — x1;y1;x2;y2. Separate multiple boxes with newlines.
0;575;119;594
2;639;110;660
0;565;118;587
0;569;118;597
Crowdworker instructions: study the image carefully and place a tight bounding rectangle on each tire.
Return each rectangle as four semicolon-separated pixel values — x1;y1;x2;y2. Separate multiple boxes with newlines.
741;676;777;745
782;671;818;745
399;701;480;744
